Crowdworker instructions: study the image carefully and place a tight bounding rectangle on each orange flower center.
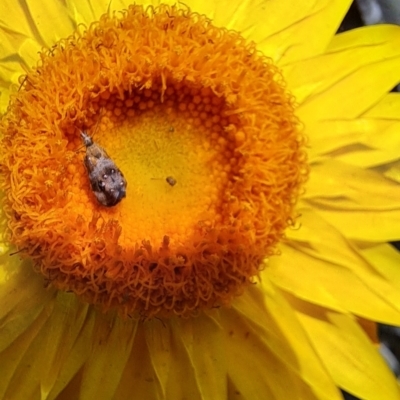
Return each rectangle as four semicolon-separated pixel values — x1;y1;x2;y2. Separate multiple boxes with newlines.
0;4;307;317
85;89;235;245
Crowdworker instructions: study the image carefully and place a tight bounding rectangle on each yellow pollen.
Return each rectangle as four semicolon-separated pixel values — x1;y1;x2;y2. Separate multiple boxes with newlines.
0;4;308;318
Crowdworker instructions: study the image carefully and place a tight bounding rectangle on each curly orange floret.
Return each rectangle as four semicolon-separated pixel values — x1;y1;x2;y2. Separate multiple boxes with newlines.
0;4;307;317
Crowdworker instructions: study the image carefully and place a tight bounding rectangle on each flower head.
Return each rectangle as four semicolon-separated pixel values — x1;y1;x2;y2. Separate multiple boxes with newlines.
1;1;400;399
0;4;306;317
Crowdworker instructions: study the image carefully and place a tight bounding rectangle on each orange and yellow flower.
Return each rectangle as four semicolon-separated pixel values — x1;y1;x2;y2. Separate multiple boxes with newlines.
0;5;307;318
0;0;400;399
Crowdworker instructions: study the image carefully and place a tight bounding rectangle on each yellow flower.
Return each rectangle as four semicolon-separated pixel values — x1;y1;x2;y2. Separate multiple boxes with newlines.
0;4;307;318
0;1;399;399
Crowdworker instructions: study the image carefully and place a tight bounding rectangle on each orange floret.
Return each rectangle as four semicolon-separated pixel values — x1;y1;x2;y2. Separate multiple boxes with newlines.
0;4;307;318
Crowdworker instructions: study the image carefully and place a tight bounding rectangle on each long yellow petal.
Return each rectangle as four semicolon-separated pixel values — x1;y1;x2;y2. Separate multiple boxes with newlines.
223;282;342;400
303;160;400;241
44;309;96;399
0;310;51;399
0;259;63;398
316;207;400;242
258;0;351;65
110;314;227;400
270;208;400;324
303;92;400;166
18;38;42;69
364;92;400;119
167;316;227;399
34;294;90;398
143;319;175;399
285;25;400;121
111;324;160;400
0;259;55;354
330;147;400;169
25;0;73;46
0;1;40;46
360;243;400;289
305;159;400;211
0;0;72;48
128;0;349;66
136;315;228;400
65;0;128;26
78;315;138;399
306;119;400;164
291;298;400;400
0;32;30;113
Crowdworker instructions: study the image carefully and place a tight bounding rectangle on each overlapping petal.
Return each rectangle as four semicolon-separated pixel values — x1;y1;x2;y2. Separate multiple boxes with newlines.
0;263;344;399
0;0;400;399
140;0;350;67
284;25;400;121
232;280;342;400
270;208;400;323
290;297;400;399
302;160;400;242
0;265;56;399
65;0;131;26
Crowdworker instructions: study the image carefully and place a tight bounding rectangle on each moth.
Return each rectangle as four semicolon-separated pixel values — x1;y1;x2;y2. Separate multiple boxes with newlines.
81;132;127;207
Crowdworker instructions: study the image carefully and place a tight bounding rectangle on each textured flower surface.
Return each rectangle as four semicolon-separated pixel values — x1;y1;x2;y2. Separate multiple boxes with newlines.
0;0;400;399
0;4;307;318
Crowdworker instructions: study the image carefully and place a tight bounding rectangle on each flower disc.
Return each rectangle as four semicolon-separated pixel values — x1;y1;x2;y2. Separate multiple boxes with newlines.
0;4;307;317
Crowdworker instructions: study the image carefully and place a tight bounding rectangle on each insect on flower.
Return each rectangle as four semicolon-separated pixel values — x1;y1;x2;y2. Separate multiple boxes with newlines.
166;176;177;186
80;131;127;207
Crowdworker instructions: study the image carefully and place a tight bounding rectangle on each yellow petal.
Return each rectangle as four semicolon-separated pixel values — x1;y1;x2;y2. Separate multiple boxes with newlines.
143;320;175;399
305;158;400;211
303;160;400;241
258;0;351;65
0;309;51;399
0;59;22;88
304;92;400;164
138;315;228;400
0;259;55;353
316;208;400;242
269;208;400;324
0;1;40;45
128;0;350;66
357;317;379;345
111;323;160;400
0;93;9;115
0;0;72;62
0;263;55;399
78;314;138;399
330;147;400;168
291;298;400;400
67;0;350;64
167;316;227;399
286;25;400;121
222;282;342;400
0;257;134;399
383;160;400;183
43;307;95;399
6;296;91;400
22;0;74;47
65;0;128;26
33;294;90;398
360;243;400;291
109;314;227;400
0;30;32;111
18;38;42;69
363;92;400;119
306;119;400;165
